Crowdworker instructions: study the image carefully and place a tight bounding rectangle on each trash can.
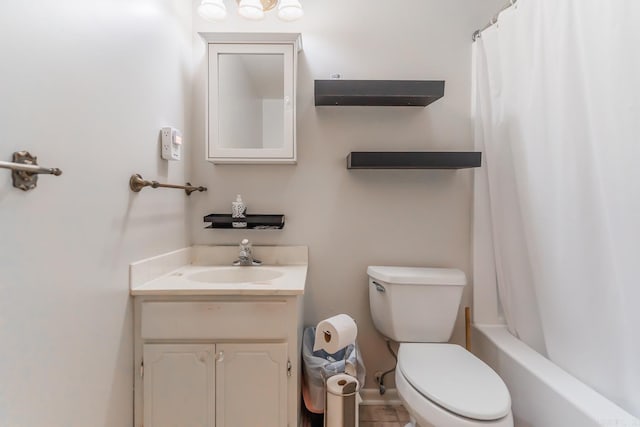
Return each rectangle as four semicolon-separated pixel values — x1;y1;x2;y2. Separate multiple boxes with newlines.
301;326;365;427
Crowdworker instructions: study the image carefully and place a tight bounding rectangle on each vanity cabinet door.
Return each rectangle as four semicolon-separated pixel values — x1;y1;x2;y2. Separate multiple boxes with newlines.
215;343;288;427
143;344;215;427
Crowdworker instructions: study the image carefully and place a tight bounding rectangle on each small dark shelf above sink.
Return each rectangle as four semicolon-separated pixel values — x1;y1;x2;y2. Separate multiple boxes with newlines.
204;214;285;230
347;152;481;169
314;80;445;107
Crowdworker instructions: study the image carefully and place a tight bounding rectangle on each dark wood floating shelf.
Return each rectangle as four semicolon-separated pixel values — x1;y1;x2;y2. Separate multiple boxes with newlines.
314;80;445;107
347;152;482;169
204;214;285;230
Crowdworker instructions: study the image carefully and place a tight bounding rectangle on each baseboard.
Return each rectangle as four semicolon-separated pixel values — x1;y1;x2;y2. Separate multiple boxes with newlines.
359;388;402;406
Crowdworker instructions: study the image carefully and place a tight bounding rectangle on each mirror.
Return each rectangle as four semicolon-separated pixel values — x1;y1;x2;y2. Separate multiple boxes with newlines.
206;38;299;164
218;53;285;150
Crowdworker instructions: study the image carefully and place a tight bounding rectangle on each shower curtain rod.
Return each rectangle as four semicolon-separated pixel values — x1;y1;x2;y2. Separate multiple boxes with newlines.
472;0;518;41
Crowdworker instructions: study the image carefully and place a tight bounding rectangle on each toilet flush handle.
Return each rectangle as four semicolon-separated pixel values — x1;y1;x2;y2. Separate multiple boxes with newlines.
373;281;386;293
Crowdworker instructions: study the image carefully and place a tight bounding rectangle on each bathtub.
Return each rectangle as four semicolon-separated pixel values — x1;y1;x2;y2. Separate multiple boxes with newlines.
471;167;639;427
472;325;639;427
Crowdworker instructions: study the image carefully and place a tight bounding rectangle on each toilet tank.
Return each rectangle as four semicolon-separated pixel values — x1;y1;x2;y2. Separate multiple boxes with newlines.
368;266;467;342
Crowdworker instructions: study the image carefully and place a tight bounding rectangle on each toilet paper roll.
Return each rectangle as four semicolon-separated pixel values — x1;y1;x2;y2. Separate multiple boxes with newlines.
313;314;358;354
325;374;359;427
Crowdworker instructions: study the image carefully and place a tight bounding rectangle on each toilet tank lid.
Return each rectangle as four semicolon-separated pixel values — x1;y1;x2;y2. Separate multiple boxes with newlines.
367;266;466;286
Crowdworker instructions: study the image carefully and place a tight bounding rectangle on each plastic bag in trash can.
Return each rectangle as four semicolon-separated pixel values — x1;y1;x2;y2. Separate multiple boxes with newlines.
301;326;366;413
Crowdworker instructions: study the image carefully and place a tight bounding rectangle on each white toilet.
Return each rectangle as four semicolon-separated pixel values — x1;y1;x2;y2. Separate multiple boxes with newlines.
367;266;514;427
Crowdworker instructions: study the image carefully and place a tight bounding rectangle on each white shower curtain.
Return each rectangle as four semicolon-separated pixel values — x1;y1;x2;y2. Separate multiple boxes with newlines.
473;0;640;417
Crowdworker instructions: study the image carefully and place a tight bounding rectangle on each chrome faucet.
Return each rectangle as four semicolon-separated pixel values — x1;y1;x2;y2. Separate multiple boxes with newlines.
233;239;262;266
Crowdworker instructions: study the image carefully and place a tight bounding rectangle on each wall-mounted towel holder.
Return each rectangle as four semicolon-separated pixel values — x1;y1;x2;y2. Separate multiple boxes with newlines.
0;151;63;191
129;174;207;195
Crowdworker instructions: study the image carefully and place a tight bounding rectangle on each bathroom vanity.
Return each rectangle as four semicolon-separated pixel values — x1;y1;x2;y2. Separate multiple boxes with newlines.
130;245;307;427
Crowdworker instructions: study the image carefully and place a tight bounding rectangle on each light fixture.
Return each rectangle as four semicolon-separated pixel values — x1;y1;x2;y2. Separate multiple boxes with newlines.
197;0;227;21
197;0;304;22
237;0;265;20
277;0;303;21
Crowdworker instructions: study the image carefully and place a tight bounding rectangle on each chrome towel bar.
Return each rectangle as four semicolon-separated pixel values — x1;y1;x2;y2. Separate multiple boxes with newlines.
129;174;207;196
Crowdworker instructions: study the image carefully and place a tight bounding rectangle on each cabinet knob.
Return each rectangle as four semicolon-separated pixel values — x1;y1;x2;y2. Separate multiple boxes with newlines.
215;351;225;362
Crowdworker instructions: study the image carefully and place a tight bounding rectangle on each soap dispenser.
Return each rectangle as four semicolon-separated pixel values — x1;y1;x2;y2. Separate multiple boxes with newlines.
231;194;247;228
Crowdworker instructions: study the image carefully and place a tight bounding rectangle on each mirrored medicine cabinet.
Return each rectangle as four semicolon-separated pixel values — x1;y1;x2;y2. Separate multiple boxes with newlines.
201;33;302;164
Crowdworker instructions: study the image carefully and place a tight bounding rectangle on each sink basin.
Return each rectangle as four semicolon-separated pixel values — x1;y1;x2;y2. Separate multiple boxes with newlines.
187;267;284;284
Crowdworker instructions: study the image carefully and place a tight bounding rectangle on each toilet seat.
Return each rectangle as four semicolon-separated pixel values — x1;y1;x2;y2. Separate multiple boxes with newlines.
397;343;513;426
396;367;514;427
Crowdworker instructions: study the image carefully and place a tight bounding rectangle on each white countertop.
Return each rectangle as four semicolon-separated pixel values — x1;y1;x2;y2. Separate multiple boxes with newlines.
129;245;308;296
130;264;307;296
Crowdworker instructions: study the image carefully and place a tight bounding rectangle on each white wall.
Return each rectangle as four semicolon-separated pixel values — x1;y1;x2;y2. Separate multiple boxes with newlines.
191;0;505;388
0;0;193;425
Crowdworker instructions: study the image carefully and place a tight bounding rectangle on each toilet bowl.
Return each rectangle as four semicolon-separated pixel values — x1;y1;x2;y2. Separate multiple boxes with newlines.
367;266;514;427
396;343;513;427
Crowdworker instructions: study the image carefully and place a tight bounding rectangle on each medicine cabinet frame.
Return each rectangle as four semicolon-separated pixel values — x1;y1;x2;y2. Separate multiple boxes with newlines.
201;33;302;164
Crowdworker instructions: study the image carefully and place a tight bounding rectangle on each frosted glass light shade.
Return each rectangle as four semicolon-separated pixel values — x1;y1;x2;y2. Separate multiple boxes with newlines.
238;0;264;20
277;0;304;21
198;0;227;21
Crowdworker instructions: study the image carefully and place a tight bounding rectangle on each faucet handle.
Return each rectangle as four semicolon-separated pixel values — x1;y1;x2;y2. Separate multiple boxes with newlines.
239;239;251;253
234;239;258;266
240;238;249;246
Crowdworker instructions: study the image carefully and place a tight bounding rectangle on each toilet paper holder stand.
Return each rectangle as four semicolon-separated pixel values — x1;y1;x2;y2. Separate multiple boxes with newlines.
324;373;360;427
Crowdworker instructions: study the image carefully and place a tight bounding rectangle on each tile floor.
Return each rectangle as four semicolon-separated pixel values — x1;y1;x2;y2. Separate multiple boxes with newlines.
359;404;411;427
302;403;411;427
